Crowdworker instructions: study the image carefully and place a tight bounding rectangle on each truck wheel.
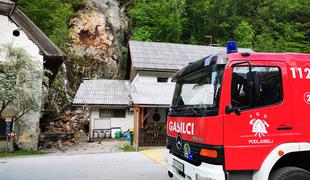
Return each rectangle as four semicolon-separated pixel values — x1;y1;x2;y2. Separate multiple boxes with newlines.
269;167;310;180
168;171;173;178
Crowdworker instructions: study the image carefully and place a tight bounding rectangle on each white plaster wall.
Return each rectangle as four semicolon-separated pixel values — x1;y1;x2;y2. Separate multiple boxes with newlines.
89;107;134;138
131;71;173;84
137;75;157;82
0;15;44;150
89;107;98;138
0;16;43;63
110;111;134;131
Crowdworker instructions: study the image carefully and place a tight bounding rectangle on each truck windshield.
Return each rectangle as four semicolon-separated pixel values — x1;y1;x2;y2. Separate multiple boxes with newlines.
170;64;225;117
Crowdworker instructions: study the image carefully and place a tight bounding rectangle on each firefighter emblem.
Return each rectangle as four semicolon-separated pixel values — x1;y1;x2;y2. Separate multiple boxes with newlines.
249;112;269;138
183;143;192;159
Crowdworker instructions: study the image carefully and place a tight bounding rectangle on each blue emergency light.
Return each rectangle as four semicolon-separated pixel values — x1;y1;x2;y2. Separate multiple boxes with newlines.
226;41;238;54
188;153;193;160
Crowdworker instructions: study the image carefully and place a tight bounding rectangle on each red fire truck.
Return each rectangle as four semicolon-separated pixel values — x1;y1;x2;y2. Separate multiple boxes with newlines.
166;42;310;180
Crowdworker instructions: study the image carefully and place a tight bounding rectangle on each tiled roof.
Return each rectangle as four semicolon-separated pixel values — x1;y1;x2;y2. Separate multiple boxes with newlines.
73;80;130;106
131;82;175;106
129;41;252;71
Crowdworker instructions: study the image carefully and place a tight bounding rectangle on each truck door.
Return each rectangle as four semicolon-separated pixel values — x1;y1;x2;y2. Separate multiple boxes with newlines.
223;61;294;170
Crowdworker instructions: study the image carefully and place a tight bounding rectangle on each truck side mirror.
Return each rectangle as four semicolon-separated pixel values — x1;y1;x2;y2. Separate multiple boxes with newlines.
225;104;241;116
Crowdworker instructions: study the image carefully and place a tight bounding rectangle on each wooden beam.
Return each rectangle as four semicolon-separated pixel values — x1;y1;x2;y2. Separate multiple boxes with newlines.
140;107;144;128
133;107;140;148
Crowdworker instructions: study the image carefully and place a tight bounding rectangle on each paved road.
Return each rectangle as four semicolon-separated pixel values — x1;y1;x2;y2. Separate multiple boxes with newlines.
140;149;167;167
0;152;177;180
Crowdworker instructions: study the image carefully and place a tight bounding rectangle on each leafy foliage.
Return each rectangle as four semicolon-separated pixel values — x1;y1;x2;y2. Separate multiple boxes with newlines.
129;0;186;43
129;0;309;53
17;0;81;51
234;21;255;48
0;44;47;121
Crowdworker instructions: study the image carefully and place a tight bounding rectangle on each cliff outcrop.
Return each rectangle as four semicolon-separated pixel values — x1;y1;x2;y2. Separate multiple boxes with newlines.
68;0;129;81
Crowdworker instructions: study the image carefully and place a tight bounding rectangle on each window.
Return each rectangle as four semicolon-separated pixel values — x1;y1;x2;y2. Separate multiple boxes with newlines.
171;65;225;117
157;77;168;83
99;109;112;118
152;113;161;122
231;66;282;110
99;109;126;118
112;109;126;118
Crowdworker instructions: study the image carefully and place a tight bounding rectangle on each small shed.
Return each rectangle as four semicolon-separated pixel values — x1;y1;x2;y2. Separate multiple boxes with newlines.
73;79;133;139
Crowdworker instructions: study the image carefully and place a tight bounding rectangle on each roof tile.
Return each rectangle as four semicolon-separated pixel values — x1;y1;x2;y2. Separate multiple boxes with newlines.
129;41;252;71
73;80;130;105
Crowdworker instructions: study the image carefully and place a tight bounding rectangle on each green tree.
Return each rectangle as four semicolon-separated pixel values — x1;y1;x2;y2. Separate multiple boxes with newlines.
0;44;47;121
234;21;254;48
129;0;186;43
182;0;210;44
129;0;309;52
253;0;309;52
17;0;75;51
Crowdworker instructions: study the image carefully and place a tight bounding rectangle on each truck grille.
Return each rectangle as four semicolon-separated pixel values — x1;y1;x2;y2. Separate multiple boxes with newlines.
167;136;224;166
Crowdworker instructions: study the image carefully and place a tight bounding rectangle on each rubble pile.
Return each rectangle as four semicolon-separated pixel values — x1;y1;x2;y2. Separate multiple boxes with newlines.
39;109;90;150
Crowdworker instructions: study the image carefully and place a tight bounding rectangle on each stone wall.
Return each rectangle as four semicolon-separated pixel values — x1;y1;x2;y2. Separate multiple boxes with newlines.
13;112;41;150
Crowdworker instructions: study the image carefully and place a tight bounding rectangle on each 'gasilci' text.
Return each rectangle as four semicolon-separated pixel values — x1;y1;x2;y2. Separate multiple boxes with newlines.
169;121;194;135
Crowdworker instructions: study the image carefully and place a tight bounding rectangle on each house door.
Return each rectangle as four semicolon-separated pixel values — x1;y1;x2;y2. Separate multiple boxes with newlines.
223;62;294;170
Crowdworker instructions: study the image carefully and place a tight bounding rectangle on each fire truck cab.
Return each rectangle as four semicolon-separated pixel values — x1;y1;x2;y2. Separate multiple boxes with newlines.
166;43;310;180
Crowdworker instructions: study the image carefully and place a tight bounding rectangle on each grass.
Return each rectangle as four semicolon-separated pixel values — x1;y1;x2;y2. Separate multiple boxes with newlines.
121;144;136;152
0;150;47;157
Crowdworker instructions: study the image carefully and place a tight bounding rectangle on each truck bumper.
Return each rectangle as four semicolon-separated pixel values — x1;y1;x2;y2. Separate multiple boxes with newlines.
166;152;226;180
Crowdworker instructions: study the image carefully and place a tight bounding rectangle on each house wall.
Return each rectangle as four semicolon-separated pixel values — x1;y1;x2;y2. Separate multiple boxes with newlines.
0;15;44;150
89;107;134;139
132;71;175;83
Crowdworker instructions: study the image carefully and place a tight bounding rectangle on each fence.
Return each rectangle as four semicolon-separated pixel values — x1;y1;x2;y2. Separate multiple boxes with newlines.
139;127;166;146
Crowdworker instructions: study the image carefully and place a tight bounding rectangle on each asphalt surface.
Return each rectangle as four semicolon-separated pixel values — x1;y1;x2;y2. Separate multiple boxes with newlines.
0;152;177;180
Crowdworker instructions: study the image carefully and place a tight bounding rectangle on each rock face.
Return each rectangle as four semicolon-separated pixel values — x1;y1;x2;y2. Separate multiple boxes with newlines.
15;112;41;150
69;0;128;79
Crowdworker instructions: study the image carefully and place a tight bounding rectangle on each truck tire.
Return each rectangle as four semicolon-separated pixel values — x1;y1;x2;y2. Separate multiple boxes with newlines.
269;167;310;180
168;171;173;178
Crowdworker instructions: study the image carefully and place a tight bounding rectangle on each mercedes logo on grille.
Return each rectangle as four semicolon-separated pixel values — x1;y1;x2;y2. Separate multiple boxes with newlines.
176;134;183;151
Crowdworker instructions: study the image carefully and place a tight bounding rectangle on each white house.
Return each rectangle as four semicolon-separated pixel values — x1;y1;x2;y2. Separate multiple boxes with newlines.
73;80;133;139
0;0;64;150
